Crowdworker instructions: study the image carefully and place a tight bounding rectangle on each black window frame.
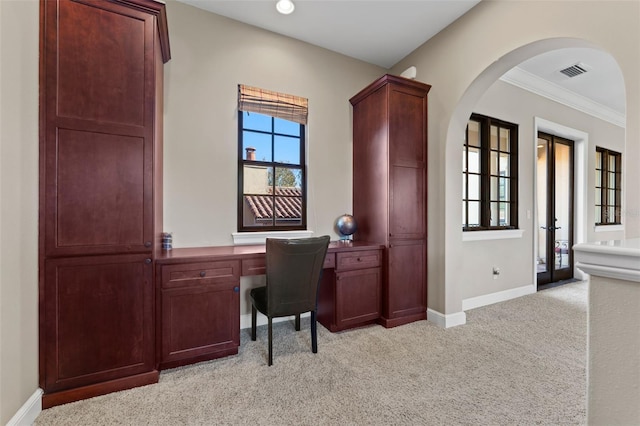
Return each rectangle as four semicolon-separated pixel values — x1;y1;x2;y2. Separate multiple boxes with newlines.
237;111;307;232
595;146;622;226
463;113;519;231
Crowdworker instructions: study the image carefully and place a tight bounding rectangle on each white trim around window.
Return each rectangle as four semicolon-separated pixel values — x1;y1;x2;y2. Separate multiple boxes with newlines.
232;230;314;245
462;229;524;242
595;224;624;233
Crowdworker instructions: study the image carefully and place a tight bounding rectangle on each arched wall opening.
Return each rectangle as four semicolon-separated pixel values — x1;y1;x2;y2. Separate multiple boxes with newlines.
441;37;627;324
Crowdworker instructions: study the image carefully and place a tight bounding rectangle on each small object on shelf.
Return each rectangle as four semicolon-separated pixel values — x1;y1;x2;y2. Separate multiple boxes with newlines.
335;214;357;241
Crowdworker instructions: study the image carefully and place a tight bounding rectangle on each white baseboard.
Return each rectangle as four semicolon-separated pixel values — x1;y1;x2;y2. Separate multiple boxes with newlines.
239;312;310;330
7;388;42;426
427;308;466;328
462;284;536;311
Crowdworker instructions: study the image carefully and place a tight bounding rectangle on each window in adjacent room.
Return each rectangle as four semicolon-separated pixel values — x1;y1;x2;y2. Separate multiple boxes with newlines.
595;147;622;225
463;113;518;231
237;84;307;231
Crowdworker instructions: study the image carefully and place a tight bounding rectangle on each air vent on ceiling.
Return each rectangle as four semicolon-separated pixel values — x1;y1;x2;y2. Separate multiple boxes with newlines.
559;63;589;78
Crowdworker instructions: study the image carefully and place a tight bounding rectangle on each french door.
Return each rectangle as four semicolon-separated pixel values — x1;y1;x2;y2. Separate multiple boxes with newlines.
536;132;574;287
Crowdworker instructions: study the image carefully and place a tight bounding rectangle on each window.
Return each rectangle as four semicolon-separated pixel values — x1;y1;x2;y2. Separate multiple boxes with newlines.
463;113;518;231
595;147;621;225
237;85;307;231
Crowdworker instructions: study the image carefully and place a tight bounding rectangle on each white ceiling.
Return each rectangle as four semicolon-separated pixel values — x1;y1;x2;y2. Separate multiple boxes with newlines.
176;0;626;121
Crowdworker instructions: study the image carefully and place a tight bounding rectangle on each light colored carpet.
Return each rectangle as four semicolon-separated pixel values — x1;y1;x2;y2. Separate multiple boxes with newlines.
35;281;587;425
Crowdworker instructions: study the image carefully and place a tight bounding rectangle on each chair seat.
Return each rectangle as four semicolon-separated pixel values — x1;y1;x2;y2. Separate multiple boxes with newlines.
249;286;268;315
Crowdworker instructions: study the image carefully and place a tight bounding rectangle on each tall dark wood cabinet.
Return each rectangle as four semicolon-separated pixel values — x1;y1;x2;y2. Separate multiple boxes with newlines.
39;0;170;408
349;74;431;328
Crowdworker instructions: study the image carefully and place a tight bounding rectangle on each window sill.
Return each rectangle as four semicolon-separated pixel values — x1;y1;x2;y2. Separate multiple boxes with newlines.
462;229;524;242
232;230;314;245
595;224;624;233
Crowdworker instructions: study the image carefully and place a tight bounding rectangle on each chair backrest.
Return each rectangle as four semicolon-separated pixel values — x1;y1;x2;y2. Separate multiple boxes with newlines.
265;235;330;318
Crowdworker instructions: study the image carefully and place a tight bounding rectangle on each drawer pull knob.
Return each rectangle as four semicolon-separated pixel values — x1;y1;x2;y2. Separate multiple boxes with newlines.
233;286;239;292
199;271;206;277
144;241;152;247
144;258;152;264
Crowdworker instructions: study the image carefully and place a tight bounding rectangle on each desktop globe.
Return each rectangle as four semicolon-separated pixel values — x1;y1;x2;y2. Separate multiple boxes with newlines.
336;214;357;241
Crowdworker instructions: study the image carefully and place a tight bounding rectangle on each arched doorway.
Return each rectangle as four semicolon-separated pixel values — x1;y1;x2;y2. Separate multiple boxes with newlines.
443;38;626;320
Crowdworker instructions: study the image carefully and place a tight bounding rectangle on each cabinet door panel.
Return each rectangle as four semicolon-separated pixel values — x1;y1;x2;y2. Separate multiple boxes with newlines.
389;165;425;239
336;267;381;328
389;87;426;166
161;284;240;365
44;254;154;392
56;0;147;126
46;129;150;255
387;241;426;318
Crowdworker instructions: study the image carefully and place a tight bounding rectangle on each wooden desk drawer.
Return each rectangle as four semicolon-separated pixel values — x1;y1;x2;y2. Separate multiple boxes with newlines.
161;260;240;289
242;257;265;276
336;250;381;271
242;253;335;275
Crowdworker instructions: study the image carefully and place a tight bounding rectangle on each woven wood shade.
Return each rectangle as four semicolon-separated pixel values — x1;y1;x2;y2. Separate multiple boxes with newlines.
238;84;308;125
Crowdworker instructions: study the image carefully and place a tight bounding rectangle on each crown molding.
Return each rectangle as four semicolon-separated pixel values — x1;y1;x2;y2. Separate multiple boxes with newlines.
500;67;625;128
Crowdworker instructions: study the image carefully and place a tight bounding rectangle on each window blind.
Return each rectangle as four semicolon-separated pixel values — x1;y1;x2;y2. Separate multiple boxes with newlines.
238;84;308;125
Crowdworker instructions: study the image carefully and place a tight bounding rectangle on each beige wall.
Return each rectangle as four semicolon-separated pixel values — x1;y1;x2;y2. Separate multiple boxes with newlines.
163;0;385;248
391;0;640;314
0;0;39;423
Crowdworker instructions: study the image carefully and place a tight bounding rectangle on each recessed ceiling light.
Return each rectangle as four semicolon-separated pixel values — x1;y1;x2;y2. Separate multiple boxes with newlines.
276;0;295;15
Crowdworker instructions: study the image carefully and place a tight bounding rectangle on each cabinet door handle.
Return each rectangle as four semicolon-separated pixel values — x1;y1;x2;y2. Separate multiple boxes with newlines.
357;257;361;262
199;271;206;277
144;258;152;264
233;286;239;292
144;241;152;247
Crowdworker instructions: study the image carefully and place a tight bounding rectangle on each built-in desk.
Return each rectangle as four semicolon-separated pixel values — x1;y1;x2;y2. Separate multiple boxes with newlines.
155;241;384;369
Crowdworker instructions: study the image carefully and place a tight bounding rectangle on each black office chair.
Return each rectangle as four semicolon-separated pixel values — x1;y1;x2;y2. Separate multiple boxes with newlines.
250;235;330;366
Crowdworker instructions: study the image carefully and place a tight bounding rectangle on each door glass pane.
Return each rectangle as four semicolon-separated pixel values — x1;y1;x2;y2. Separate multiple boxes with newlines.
554;142;571;271
537;138;548;273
